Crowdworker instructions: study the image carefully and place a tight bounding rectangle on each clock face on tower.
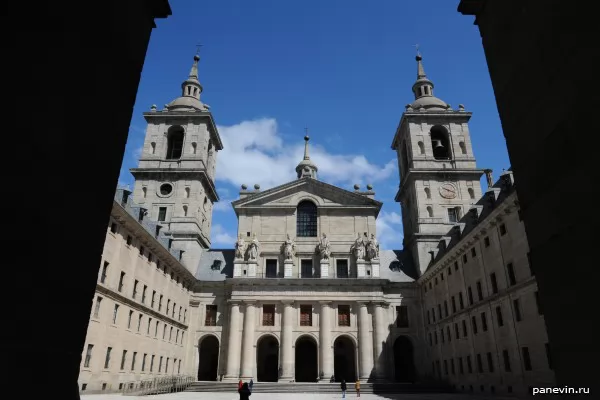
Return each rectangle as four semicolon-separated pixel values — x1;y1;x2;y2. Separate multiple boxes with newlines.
439;183;457;199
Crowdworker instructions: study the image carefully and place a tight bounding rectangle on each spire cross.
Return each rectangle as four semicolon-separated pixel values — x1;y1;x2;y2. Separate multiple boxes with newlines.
304;127;308;136
195;43;203;55
413;44;421;56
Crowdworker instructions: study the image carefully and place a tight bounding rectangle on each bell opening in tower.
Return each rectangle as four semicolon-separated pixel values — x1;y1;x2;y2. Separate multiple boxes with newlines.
430;125;451;160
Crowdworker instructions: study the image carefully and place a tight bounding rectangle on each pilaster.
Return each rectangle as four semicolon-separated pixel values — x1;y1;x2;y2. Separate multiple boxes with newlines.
224;300;242;380
280;300;295;380
240;300;257;379
357;302;374;380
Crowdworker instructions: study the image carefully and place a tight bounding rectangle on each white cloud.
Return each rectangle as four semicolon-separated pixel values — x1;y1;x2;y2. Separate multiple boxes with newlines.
216;118;396;190
376;210;404;250
211;224;235;247
213;199;235;212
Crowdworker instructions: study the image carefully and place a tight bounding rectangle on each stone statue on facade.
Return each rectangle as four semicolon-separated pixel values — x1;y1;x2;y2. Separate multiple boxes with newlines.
317;233;331;261
484;169;494;188
235;234;246;260
283;234;296;260
350;233;365;261
366;233;380;260
247;233;260;261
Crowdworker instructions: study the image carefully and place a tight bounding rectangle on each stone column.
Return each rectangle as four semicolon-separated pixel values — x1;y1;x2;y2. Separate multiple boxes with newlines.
357;302;374;380
280;300;295;380
372;302;388;380
225;301;243;379
319;301;334;379
240;300;257;379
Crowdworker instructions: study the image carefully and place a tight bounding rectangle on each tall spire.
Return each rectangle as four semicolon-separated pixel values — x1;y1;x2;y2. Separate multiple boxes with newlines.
295;131;318;179
408;51;448;111
166;52;208;112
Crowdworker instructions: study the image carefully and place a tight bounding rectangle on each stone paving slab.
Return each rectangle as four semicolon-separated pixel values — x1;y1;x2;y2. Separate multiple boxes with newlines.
81;392;517;400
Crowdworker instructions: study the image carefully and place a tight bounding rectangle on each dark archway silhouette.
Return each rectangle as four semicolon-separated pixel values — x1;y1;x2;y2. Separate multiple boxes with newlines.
257;335;279;382
393;336;416;382
295;336;318;382
197;335;219;381
430;125;451;160
333;336;356;382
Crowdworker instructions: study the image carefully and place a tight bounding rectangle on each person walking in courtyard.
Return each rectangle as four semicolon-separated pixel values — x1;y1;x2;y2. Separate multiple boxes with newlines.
238;380;243;390
249;378;254;393
341;379;347;398
238;382;251;400
355;379;361;397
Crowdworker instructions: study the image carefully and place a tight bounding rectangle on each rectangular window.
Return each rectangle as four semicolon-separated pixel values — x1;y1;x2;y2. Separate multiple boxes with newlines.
112;304;119;324
172;302;176;318
462;320;468;337
93;297;102;318
462;253;468;264
471;247;476;257
142;354;147;372
263;305;275;326
522;347;532;371
471;316;478;334
484;236;490;247
496;306;504;327
434;331;438;345
151;291;156;308
142;285;147;303
120;350;127;370
148;253;153;263
159;295;163;312
443;359;448;375
169;327;173;341
300;305;313;326
163;324;167;339
137;314;142;332
441;329;445;344
443;301;448;317
176;329;180;343
447;208;458;223
535;291;543;315
396;305;409;327
118;272;125;292
454;261;458;271
446;325;451;342
459;293;465;309
513;299;522;322
300;259;313;278
507;263;516;286
476;353;483;373
158;207;167;222
336;259;349;278
468;286;474;305
265;259;278;278
545;343;553;369
104;347;112;369
459;357;464;374
467;355;472;373
490;272;498;294
155;321;159;337
179;360;182;374
454;323;459;339
110;222;118;233
100;261;109;284
338;305;350;326
503;350;511;372
84;344;93;368
448;267;451;276
159;356;163;372
499;223;507;235
184;309;187;323
432;307;435;323
179;306;182;321
451;296;456;313
150;355;155;372
437;304;442;320
205;305;217;326
147;318;152;335
139;245;144;256
166;358;170;373
481;312;488;331
476;281;483;301
126;235;132;246
441;272;444;281
487;352;494;372
132;280;138;299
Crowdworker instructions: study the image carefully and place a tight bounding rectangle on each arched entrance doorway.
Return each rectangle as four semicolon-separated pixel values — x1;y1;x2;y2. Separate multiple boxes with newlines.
333;336;356;382
295;336;318;382
197;335;219;381
257;335;279;382
393;336;416;382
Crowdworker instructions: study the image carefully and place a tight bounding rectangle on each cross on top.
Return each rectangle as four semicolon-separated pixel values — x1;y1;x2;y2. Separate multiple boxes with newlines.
195;43;203;55
413;44;421;56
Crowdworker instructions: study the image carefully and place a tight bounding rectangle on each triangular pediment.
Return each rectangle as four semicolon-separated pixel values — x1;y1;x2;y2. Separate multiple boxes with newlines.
232;178;382;211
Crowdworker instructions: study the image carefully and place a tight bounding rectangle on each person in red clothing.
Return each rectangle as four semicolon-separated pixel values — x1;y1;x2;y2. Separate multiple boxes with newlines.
238;382;252;400
238;380;243;390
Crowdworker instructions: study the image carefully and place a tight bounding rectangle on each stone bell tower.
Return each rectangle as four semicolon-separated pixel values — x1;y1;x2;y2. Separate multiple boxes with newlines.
391;53;485;275
130;53;223;275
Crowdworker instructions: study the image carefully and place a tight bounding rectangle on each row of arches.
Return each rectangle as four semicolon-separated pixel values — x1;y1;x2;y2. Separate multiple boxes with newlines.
197;334;415;382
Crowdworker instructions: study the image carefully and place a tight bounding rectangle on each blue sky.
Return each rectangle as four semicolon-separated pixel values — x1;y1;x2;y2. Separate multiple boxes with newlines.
118;0;509;250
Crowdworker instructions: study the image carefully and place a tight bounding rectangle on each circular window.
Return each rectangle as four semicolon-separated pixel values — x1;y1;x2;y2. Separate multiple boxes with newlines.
160;183;173;196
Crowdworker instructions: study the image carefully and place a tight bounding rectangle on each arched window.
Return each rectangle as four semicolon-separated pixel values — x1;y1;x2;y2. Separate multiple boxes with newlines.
185;187;190;198
459;141;467;155
151;142;156;155
426;206;434;218
425;188;431;199
166;127;184;160
296;201;317;237
468;188;475;199
183;205;188;217
142;187;147;198
418;141;425;155
430;126;451;160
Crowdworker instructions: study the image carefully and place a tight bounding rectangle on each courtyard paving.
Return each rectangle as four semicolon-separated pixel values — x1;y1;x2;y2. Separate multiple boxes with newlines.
81;392;516;400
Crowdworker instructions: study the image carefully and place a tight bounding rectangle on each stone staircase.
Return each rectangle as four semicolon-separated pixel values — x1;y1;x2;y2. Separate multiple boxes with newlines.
186;381;453;394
